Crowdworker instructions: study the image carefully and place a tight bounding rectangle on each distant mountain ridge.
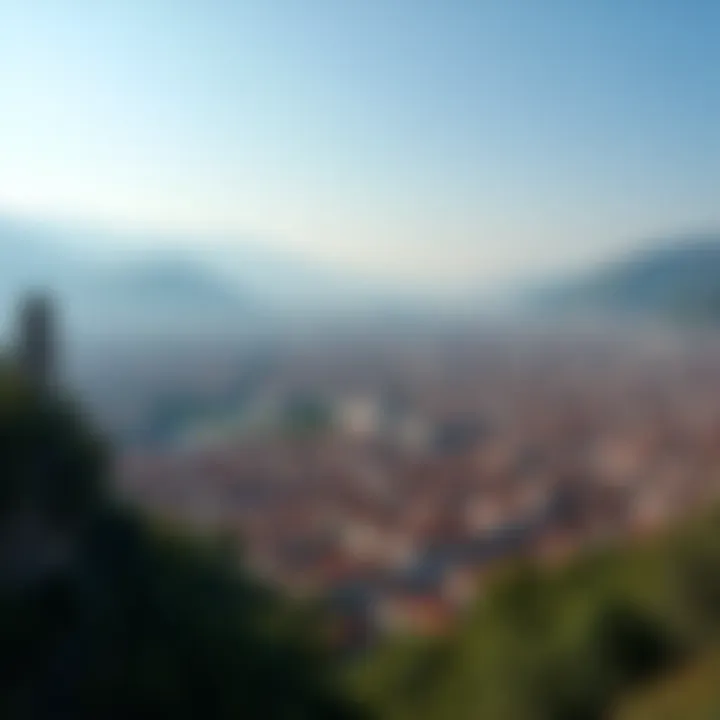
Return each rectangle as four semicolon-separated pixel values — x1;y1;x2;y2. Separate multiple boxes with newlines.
0;217;251;338
0;215;443;338
101;259;244;307
541;234;720;322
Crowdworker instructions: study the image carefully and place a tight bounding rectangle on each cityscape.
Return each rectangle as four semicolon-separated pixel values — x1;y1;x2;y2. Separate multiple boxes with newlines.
5;0;720;715
104;321;720;647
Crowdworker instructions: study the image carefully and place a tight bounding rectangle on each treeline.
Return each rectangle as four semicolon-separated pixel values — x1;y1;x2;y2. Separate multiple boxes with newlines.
351;511;720;719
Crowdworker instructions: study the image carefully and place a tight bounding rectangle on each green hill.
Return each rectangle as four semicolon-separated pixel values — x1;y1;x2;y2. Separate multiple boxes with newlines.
351;510;720;720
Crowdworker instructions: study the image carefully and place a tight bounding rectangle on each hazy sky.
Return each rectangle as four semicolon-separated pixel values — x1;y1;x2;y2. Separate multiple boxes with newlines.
2;0;720;289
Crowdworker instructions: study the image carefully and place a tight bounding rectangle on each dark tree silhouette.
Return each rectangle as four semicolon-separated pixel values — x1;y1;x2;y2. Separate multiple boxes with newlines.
0;365;363;719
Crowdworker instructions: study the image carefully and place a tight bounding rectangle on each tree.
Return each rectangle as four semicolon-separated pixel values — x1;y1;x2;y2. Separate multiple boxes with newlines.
0;364;363;719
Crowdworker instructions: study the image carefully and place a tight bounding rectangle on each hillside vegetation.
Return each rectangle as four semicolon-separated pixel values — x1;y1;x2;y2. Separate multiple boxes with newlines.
0;365;362;719
351;509;720;719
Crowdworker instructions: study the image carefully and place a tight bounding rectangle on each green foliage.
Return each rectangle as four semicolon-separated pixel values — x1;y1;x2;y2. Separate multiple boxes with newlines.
352;516;720;720
0;365;363;719
0;511;357;718
617;649;720;719
0;368;107;530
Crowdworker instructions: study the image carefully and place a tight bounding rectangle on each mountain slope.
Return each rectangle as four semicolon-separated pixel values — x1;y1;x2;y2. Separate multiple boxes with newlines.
542;235;720;322
100;258;246;310
0;217;251;337
0;215;426;330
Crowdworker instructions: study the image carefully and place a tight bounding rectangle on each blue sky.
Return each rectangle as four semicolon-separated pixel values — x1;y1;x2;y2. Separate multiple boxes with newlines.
2;0;720;289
